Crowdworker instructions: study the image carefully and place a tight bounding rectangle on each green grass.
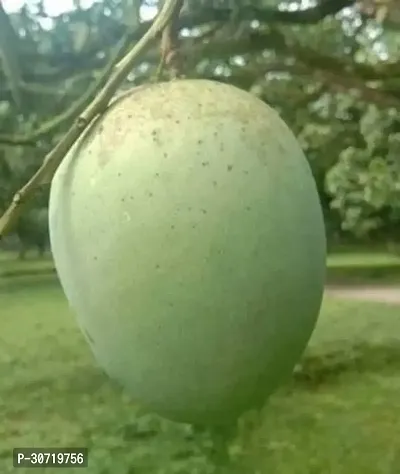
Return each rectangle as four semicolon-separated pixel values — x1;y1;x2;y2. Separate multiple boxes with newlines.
326;250;400;284
3;247;400;284
1;258;400;473
327;251;400;267
0;251;54;278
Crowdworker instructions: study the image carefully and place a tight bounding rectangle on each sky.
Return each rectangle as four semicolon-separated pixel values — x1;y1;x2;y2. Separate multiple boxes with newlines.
4;0;95;16
2;0;386;59
3;0;157;19
2;0;316;17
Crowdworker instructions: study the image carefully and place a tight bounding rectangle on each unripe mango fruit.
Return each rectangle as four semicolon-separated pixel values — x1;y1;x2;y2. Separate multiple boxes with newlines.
49;79;326;425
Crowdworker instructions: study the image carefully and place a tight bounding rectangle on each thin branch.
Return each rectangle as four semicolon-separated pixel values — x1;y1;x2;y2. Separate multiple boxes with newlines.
204;57;400;110
181;29;400;107
156;0;184;79
0;0;183;238
3;20;398;146
0;136;36;147
3;20;399;149
0;0;355;84
0;1;24;109
0;74;94;98
61;0;358;41
0;35;129;146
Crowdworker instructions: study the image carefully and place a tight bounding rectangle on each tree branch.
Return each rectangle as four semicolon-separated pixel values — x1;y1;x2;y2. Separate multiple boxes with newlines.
3;17;400;149
180;29;400;109
0;0;184;238
156;0;184;79
0;36;128;147
0;0;356;84
0;1;24;109
182;0;355;27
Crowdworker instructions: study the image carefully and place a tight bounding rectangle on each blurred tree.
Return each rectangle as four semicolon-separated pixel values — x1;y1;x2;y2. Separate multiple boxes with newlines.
15;206;49;259
0;0;399;245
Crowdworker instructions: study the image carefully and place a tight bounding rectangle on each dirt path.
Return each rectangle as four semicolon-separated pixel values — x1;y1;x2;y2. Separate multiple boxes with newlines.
325;285;400;304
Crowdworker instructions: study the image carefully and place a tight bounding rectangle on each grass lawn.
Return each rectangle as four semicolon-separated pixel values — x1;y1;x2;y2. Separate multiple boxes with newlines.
1;256;400;473
2;247;400;284
326;251;400;284
0;251;54;278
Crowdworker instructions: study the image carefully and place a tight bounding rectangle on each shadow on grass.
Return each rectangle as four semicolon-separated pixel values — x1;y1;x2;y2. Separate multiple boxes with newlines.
1;267;56;278
4;340;400;403
0;273;59;295
16;365;110;394
327;264;400;285
293;341;400;389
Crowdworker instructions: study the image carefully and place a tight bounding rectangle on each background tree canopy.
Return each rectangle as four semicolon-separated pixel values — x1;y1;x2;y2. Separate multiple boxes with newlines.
1;0;400;249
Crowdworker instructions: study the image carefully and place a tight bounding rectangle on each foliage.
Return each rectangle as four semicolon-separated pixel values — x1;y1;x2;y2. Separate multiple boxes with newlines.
0;0;400;239
15;206;49;258
326;104;400;237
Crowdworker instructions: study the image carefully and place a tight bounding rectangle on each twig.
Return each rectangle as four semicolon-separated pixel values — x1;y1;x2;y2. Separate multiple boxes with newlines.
0;136;37;147
0;36;128;148
155;0;184;80
0;1;24;110
0;0;184;239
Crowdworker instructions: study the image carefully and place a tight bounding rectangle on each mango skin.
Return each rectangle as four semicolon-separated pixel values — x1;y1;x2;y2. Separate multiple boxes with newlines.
49;79;326;425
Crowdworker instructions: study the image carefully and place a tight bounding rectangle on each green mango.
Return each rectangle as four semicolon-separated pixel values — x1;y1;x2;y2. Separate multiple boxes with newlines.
49;79;326;425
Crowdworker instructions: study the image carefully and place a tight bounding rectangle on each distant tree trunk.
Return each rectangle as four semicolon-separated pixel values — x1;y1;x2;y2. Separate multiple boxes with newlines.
18;246;27;260
37;243;46;258
387;241;400;256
